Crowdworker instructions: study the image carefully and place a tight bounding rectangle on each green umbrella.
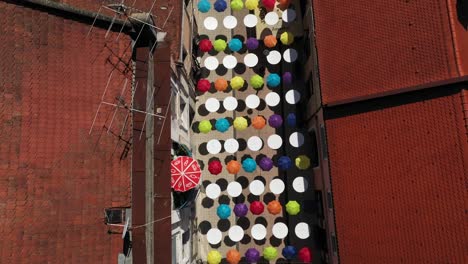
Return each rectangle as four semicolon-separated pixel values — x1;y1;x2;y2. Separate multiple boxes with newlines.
233;117;248;131
230;76;245;90
230;0;244;11
280;31;294;45
213;39;227;52
263;246;278;261
285;200;300;215
295;155;310;170
198;120;212;133
250;74;264;89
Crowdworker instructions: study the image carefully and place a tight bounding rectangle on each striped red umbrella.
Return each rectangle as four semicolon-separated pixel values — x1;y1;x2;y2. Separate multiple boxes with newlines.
171;156;201;192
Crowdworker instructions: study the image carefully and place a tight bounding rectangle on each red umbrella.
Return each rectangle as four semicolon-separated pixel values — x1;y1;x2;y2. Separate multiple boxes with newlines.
298;247;312;263
250;201;264;215
199;39;213;52
208;160;222;175
171;156;202;192
262;0;275;10
197;79;211;92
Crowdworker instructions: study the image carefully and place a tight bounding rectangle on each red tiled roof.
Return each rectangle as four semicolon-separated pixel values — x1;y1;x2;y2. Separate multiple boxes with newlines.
0;2;132;263
325;88;467;263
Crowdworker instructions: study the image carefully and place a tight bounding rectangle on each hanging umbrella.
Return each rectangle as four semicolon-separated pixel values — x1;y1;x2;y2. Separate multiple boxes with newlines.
262;0;275;10
263;246;278;261
280;31;294;45
267;200;282;215
246;37;259;50
230;76;245;90
298;247;312;263
171;156;202;192
286;113;296;127
198;0;211;13
259;156;273;171
295;155;311;170
207;250;222;264
264;35;277;48
226;249;241;264
245;248;261;263
214;0;228;12
214;78;228;91
197;79;211;92
268;114;283;128
215;118;230;132
242;158;257;172
226;160;241;174
282;246;297;260
250;74;264;89
279;0;292;9
252;116;266;129
208;160;223;175
199;39;213;52
198;120;212;133
233;117;248;130
228;38;243;52
213;39;227;52
285;200;300;215
267;73;281;87
231;0;244;11
283;71;292;84
217;204;231;219
250;201;264;215
234;203;249;217
278;156;292;170
245;0;259;10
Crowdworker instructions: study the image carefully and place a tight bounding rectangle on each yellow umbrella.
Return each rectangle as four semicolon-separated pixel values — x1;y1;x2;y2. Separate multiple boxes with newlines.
245;0;258;10
198;120;212;133
250;74;264;89
295;155;310;170
233;117;248;130
230;76;245;90
207;250;222;264
280;31;294;45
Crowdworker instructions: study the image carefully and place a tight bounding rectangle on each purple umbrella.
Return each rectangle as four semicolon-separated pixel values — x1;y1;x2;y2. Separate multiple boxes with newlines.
283;72;292;85
259;156;273;171
245;248;261;263
268;114;283;128
233;203;248;217
246;37;259;51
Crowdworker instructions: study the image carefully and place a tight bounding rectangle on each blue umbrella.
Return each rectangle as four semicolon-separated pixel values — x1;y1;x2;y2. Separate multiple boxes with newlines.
242;158;257;172
266;73;281;87
228;38;243;52
215;118;230;132
198;0;211;13
214;0;228;12
217;204;231;219
286;113;296;127
282;246;297;260
278;156;292;170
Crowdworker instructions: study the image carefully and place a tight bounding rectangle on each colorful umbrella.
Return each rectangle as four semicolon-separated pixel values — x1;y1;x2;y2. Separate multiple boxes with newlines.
282;246;297;260
285;200;300;215
298;247;312;263
246;37;259;50
250;201;264;215
267;73;281;87
214;78;228;91
214;0;228;12
268;114;283;128
278;156;292;170
171;156;202;192
283;71;292;84
264;35;277;48
198;0;211;13
262;0;275;10
252;116;266;129
286;113;296;127
242;158;257;172
231;0;244;11
295;155;311;170
245;248;260;263
226;249;241;264
279;0;292;9
233;117;248;130
227;160;241;174
245;0;259;10
250;74;264;89
207;250;222;264
234;203;249;217
213;39;227;52
215;118;230;132
198;120;212;133
217;204;231;219
230;76;245;90
199;39;213;52
228;38;243;52
208;160;222;175
280;31;294;45
267;200;282;215
263;246;278;261
197;79;211;92
259;156;273;171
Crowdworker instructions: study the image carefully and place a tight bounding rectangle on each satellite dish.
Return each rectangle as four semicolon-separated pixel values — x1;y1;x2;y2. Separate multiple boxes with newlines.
122;216;130;239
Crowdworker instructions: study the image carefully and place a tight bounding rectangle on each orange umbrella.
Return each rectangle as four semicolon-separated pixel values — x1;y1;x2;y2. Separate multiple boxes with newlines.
278;0;291;9
264;35;277;48
226;249;241;264
215;78;228;91
252;116;266;129
267;200;282;215
226;160;241;174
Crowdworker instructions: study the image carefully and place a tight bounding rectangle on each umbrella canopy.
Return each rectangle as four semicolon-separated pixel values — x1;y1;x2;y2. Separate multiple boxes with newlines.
295;155;311;170
208;160;223;175
283;72;293;84
279;0;292;9
198;120;212;133
217;204;231;219
250;201;264;215
214;0;228;12
264;35;277;48
197;79;211;92
245;248;260;263
298;247;312;263
268;114;283;128
171;156;201;192
280;31;294;45
242;158;257;173
278;156;292;170
207;250;222;264
282;246;297;260
226;160;241;174
230;76;245;90
267;200;282;215
233;203;249;217
226;249;241;264
213;39;227;52
246;37;259;50
214;78;228;91
245;0;259;10
198;0;211;13
215;118;230;132
233;117;248;130
285;200;301;215
228;38;243;52
252;116;266;129
286;113;296;127
263;246;278;261
230;0;244;11
262;0;275;10
199;39;213;52
259;156;273;171
250;74;264;89
267;73;281;87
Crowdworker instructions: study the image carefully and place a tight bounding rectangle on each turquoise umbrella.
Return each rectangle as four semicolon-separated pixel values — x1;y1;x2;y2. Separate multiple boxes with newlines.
228;38;243;52
215;118;230;132
242;158;257;172
198;0;211;13
267;73;281;87
217;204;231;219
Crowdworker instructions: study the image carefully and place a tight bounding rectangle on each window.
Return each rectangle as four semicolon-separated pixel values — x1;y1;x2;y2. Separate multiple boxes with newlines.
309;130;319;168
